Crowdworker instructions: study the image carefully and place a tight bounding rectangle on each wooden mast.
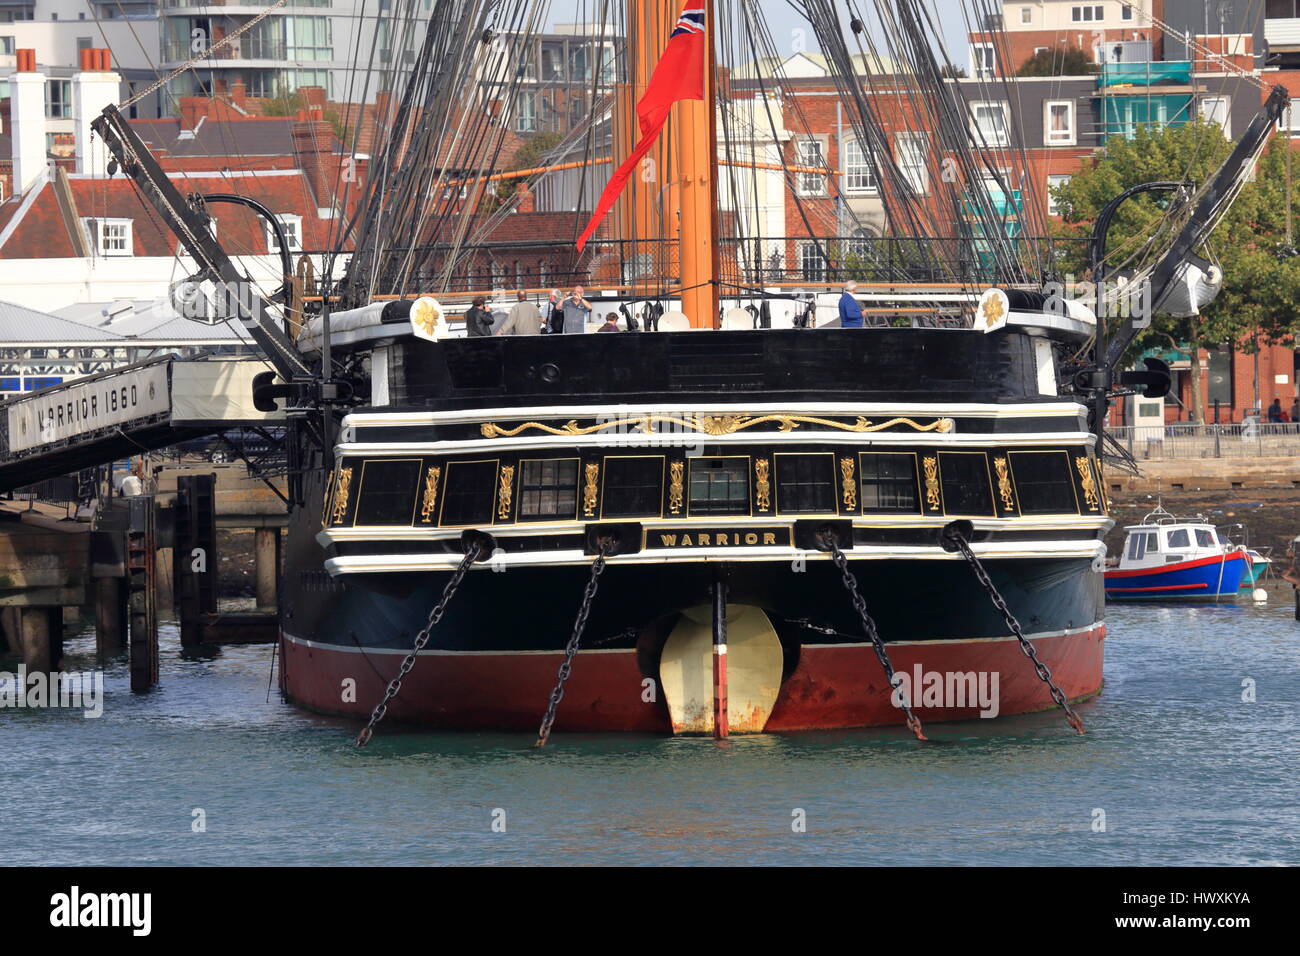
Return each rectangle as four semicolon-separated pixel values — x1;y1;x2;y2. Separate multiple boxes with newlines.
676;0;720;328
616;0;719;327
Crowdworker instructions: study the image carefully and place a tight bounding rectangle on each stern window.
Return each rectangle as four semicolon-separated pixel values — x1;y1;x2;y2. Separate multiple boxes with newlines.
355;459;420;525
518;459;579;520
689;457;750;516
602;457;664;518
439;460;498;526
938;452;994;516
1009;451;1077;514
859;452;920;513
775;453;836;513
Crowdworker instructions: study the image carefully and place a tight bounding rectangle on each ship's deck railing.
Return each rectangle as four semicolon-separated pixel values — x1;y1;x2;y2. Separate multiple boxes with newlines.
1108;423;1300;460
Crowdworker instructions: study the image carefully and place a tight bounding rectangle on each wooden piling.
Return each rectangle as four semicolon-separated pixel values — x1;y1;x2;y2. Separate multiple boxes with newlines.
94;576;128;654
254;527;279;610
126;496;158;692
712;573;729;740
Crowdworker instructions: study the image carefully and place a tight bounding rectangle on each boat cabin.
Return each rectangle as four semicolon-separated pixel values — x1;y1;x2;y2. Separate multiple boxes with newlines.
1117;506;1231;570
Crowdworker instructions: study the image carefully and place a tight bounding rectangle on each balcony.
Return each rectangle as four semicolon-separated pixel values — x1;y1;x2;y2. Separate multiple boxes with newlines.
1099;60;1192;88
161;38;287;63
1265;18;1300;46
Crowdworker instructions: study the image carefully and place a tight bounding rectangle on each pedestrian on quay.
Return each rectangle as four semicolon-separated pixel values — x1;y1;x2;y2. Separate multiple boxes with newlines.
464;295;494;337
496;290;543;336
1267;398;1283;423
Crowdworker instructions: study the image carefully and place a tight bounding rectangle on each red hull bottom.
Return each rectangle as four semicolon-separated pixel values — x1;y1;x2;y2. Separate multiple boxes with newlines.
280;624;1105;732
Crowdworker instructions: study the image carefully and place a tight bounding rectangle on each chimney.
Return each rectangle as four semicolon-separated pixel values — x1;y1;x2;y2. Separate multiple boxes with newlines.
514;181;535;214
10;49;49;196
230;80;246;107
73;48;121;176
291;110;337;212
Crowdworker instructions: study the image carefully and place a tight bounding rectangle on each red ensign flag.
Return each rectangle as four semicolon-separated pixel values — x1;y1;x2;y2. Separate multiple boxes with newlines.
575;5;706;252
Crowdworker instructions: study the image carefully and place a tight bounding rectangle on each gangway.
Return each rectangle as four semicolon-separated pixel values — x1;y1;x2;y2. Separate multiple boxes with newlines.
0;356;284;490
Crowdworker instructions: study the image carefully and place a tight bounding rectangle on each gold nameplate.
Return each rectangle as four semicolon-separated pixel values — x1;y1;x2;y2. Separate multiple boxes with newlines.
648;527;791;550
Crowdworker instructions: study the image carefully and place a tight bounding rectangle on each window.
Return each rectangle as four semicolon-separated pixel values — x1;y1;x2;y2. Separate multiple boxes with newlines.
1166;528;1190;549
860;453;920;513
1199;96;1230;138
775;454;836;514
1071;5;1105;22
355;459;420;525
795;138;826;196
842;138;877;193
970;42;995;79
266;214;302;253
1127;531;1157;560
46;79;71;119
1121;4;1134;20
518;459;578;520
1020;6;1032;24
798;241;825;282
1045;100;1076;146
1008;452;1077;515
285;16;332;61
1195;529;1214;548
439;460;498;526
688;457;749;516
971;102;1010;147
938;452;994;516
1045;174;1072;217
0;37;15;55
515;91;537;132
896;133;928;195
602;456;664;518
84;218;134;257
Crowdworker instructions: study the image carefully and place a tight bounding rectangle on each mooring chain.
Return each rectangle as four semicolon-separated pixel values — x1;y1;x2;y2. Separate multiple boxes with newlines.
819;532;928;741
942;527;1087;736
534;539;615;748
355;545;484;747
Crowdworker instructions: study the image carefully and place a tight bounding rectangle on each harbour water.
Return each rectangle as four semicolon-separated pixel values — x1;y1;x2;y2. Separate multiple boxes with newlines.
2;600;1297;866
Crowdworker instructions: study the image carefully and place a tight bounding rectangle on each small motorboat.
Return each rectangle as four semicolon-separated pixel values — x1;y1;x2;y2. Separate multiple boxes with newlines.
1105;505;1249;601
1215;527;1272;587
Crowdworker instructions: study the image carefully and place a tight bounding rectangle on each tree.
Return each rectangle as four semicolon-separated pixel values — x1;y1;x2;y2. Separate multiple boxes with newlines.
1016;47;1097;77
1051;118;1300;420
491;131;567;207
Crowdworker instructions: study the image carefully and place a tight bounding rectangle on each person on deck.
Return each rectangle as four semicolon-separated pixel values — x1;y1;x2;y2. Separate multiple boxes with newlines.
464;295;493;337
838;281;864;328
596;312;620;333
562;285;592;334
497;291;542;336
543;289;563;333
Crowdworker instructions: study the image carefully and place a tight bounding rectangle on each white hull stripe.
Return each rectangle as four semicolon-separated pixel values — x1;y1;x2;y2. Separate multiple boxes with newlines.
322;541;1108;575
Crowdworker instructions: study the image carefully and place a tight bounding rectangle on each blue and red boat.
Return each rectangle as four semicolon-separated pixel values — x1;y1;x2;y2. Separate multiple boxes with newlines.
1105;506;1249;601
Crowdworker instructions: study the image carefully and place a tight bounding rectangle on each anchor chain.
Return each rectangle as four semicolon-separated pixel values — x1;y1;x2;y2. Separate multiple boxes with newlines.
941;524;1086;735
355;541;488;747
534;538;615;747
818;531;928;741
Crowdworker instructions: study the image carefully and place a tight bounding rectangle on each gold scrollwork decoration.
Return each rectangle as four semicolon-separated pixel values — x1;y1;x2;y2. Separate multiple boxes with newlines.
1076;456;1100;511
330;466;353;525
497;464;515;520
840;456;857;510
923;456;941;512
993;457;1015;513
479;414;953;439
419;465;441;523
668;461;684;515
755;459;771;512
583;462;599;517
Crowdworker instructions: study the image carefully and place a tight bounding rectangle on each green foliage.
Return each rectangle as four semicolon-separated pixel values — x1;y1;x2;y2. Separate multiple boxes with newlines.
1016;47;1097;77
1050;118;1300;361
260;89;351;149
490;131;568;208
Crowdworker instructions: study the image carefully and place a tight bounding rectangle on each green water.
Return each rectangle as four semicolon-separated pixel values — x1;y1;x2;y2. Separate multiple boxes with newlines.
1;600;1297;865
